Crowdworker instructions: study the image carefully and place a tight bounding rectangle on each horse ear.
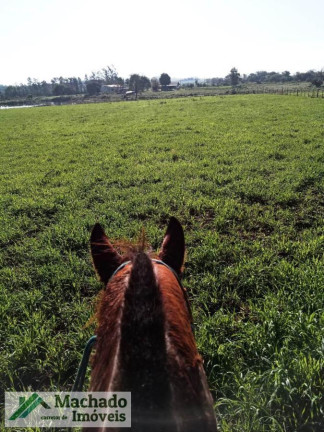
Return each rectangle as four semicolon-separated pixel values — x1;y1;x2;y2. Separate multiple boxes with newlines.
159;217;185;274
90;223;122;284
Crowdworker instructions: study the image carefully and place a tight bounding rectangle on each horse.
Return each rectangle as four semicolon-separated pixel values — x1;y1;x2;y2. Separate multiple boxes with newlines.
85;217;217;431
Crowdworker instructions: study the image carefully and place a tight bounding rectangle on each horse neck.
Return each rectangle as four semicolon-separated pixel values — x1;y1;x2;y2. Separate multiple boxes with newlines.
89;254;217;431
90;253;171;388
89;270;128;392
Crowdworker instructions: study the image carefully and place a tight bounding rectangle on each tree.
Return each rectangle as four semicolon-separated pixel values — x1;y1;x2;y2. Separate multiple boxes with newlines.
159;73;171;86
312;77;323;88
281;71;292;82
311;70;323;87
228;68;240;86
0;85;6;99
140;76;151;91
151;77;159;91
5;86;18;99
86;80;102;95
41;80;51;96
53;84;68;96
129;74;151;95
78;77;85;93
211;77;225;86
129;74;140;94
268;72;282;83
294;70;316;83
101;65;123;84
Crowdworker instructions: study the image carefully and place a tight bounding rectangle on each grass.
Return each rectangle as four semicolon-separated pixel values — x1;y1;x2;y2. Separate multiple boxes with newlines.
0;94;323;431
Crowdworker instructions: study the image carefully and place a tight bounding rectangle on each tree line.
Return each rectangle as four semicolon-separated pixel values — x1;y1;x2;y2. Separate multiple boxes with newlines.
212;68;324;87
1;66;121;99
1;66;323;99
1;66;173;99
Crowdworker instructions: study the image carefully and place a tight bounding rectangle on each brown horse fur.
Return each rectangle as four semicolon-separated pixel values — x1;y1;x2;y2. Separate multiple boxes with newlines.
85;217;217;432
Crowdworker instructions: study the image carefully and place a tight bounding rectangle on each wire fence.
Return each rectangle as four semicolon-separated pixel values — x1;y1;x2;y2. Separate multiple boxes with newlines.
231;87;324;98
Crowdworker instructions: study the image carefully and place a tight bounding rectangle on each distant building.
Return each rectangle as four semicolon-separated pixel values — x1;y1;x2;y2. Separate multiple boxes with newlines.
197;78;210;86
100;84;124;94
161;82;180;91
124;91;136;100
179;78;197;86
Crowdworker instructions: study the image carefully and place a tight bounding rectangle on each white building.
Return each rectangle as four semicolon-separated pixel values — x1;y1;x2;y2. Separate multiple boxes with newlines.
179;78;197;86
100;85;123;94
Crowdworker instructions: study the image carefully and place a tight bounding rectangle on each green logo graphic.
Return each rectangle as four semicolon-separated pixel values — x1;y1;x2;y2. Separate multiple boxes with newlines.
9;393;51;420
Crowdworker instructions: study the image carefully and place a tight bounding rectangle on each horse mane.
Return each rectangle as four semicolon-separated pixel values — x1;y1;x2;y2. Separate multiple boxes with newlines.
89;238;159;391
119;252;175;426
86;233;158;330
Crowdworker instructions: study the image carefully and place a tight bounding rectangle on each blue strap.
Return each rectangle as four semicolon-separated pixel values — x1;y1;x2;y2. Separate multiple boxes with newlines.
110;259;182;285
110;259;195;333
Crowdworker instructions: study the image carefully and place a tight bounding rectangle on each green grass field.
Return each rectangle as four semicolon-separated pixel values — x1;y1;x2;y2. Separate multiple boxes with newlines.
0;95;323;431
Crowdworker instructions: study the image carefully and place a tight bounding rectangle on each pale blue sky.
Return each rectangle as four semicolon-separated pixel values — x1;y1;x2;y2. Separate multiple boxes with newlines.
1;0;323;85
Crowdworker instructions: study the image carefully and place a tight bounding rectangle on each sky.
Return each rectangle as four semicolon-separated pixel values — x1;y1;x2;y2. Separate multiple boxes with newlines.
1;0;324;85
